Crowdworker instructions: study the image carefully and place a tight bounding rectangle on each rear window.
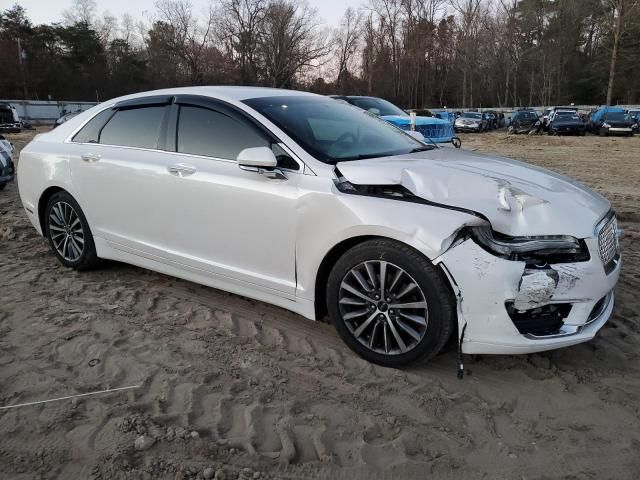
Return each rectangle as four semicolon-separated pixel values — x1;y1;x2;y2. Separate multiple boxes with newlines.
72;109;114;143
99;106;166;149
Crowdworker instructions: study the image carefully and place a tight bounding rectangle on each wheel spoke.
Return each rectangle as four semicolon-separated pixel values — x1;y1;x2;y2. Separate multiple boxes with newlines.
62;236;70;259
364;262;377;289
351;269;372;293
395;282;417;299
343;309;370;321
354;311;378;337
379;261;387;299
339;296;367;306
398;311;427;326
390;301;428;310
49;225;65;232
70;237;83;259
341;283;375;303
388;268;403;294
383;323;390;353
369;322;380;349
386;317;408;353
73;235;85;245
396;318;422;341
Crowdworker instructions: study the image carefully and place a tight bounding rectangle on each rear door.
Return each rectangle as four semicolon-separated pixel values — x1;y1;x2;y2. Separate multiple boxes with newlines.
69;97;174;252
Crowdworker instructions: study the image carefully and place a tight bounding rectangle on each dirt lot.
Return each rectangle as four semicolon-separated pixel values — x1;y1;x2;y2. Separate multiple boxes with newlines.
1;129;639;479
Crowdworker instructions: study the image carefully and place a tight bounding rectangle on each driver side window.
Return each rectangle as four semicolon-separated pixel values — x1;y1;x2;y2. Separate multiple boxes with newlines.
176;105;299;171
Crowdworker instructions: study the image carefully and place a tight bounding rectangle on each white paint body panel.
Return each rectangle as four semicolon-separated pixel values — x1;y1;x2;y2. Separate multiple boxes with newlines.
17;86;621;356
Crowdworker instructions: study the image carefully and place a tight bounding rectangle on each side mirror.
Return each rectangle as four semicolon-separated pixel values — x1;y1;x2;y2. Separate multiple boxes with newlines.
406;130;425;143
237;146;278;168
237;146;286;180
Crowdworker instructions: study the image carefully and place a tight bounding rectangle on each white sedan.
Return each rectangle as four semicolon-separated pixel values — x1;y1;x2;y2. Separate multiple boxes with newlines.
17;87;621;367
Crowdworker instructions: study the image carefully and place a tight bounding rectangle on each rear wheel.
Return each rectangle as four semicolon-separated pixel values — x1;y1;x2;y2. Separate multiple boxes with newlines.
326;239;455;367
45;191;100;270
0;183;6;191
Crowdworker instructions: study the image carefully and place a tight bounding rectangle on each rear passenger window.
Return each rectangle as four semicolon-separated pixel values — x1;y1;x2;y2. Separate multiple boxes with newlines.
72;109;114;143
99;106;166;149
177;105;268;160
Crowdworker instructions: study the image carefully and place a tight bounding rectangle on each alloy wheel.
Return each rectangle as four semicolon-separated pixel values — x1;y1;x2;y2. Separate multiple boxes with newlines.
48;201;85;262
338;260;429;355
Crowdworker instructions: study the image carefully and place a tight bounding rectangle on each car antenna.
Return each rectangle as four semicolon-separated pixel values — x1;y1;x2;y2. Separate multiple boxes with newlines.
457;323;467;379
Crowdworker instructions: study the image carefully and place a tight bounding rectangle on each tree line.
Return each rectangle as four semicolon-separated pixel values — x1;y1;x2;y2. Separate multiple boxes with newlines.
1;0;639;109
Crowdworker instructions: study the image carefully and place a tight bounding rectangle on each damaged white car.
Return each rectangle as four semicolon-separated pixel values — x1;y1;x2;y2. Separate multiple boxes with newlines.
17;87;621;367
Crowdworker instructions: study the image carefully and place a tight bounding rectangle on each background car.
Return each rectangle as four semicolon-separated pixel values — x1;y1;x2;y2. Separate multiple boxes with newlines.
0;134;15;191
547;110;586;135
508;110;539;134
592;110;634;136
454;111;487;132
0;102;21;133
53;110;83;128
627;109;640;133
330;95;458;146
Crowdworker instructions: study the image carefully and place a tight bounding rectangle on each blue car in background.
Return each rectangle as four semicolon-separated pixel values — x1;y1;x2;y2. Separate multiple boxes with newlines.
589;106;634;136
330;95;460;147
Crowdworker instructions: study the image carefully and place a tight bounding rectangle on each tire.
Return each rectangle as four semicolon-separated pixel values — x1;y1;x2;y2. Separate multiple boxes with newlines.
44;191;100;270
599;128;607;137
0;183;6;191
326;239;455;367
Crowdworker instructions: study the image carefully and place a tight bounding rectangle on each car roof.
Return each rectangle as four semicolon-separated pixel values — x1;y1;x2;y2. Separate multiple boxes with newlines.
106;86;319;106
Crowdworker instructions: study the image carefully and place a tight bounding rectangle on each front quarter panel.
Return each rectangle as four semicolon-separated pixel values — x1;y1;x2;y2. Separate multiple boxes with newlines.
294;174;483;303
17;135;72;235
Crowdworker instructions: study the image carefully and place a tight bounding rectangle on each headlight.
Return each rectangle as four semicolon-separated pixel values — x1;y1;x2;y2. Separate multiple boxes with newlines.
603;122;611;128
470;226;589;263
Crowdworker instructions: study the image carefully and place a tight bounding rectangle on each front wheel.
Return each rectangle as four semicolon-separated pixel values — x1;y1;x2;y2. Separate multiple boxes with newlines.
326;239;455;367
45;191;100;270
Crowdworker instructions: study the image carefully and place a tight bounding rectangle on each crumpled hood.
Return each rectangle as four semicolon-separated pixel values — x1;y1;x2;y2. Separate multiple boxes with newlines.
336;148;610;238
381;115;450;127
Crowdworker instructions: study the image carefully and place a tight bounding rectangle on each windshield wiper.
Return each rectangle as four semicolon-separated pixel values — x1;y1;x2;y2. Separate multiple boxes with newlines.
410;146;435;152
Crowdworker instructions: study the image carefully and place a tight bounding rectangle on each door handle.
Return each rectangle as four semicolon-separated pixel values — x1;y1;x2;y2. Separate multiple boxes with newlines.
167;163;197;177
81;153;101;162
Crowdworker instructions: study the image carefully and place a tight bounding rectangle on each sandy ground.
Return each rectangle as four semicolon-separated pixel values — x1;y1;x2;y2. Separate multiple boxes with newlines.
1;128;639;479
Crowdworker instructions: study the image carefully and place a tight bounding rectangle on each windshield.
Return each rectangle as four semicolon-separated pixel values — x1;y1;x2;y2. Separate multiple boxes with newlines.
555;112;579;119
346;97;407;117
604;112;630;122
463;112;481;119
517;112;537;120
244;96;430;164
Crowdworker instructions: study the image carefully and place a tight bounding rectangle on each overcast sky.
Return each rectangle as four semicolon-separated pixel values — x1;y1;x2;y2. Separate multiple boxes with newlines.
12;0;363;27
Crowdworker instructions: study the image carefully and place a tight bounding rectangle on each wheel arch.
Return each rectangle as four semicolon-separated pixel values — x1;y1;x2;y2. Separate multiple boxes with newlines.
38;186;66;237
312;234;457;323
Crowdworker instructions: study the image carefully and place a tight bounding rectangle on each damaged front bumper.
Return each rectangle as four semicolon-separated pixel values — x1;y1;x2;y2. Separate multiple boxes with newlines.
436;235;621;355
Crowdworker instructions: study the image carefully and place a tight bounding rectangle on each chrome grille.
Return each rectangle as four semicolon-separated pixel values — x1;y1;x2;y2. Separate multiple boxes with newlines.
598;214;619;269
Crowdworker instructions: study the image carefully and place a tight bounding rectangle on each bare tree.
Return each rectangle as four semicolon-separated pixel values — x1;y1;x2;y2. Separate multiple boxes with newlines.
334;7;363;90
217;0;267;84
450;0;483;108
154;0;216;84
258;1;330;88
605;0;639;105
62;0;97;25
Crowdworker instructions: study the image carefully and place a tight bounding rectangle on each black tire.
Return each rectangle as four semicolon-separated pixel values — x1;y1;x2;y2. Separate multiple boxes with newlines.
326;239;456;367
45;191;100;270
599;127;607;137
0;183;6;191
